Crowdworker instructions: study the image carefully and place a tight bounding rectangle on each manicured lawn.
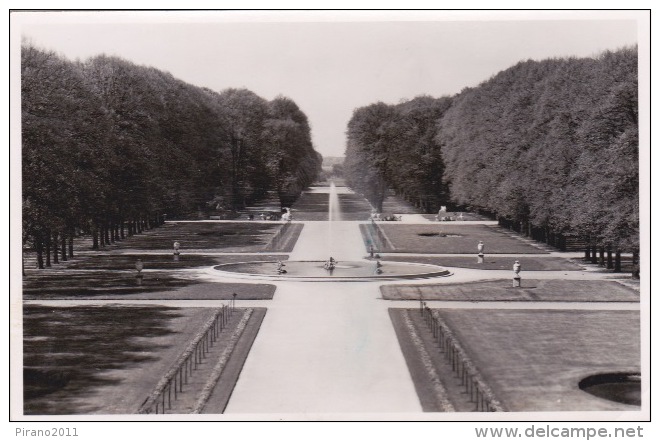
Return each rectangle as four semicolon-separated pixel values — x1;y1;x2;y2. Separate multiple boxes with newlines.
381;279;640;302
289;192;330;220
432;309;640;411
22;269;197;298
114;221;296;252
291;192;375;220
22;254;285;300
338;194;376;220
380;194;421;214
380;255;583;271
59;253;220;270
23;305;266;414
420;212;492;221
23;305;213;414
374;224;548;254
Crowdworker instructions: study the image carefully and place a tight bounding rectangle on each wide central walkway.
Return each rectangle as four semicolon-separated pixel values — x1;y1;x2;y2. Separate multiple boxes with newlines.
225;216;422;414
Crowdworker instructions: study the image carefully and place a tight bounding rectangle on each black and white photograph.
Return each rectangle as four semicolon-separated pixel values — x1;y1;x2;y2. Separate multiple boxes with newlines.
8;5;652;436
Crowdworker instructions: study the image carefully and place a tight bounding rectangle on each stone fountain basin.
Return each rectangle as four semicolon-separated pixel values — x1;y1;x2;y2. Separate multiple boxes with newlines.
212;260;452;282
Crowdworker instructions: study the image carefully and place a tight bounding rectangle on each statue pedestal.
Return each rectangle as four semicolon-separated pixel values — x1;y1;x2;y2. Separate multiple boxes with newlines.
513;275;521;288
173;252;180;262
478;253;484;264
136;274;144;286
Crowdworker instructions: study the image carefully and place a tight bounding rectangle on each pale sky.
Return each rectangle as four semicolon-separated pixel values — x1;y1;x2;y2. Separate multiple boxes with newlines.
14;10;642;158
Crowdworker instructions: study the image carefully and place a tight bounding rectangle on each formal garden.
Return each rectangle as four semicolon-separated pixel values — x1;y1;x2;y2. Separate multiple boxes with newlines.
19;41;641;418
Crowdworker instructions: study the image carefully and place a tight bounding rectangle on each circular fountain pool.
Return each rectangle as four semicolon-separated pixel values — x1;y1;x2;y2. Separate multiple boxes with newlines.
213;260;452;282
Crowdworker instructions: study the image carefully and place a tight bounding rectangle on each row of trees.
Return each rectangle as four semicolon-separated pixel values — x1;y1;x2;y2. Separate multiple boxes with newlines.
344;96;453;212
344;47;639;258
22;43;321;268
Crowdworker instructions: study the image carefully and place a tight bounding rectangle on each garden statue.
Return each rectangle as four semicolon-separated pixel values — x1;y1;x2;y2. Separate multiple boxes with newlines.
513;260;522;287
135;259;144;285
324;257;337;271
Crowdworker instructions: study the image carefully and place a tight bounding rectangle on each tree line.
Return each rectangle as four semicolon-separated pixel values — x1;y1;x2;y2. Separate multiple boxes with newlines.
344;47;639;265
22;43;322;268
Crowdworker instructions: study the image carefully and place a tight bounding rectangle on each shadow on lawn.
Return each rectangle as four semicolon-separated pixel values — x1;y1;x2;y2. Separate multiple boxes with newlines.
23;305;181;414
22;270;197;298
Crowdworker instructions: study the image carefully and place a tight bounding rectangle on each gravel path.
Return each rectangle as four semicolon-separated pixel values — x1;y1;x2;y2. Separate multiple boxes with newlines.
19;185;641;418
225;217;423;414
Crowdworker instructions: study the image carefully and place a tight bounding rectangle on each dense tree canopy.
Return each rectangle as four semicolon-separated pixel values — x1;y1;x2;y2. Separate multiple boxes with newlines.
344;96;452;212
22;43;321;268
439;47;638;254
344;46;639;261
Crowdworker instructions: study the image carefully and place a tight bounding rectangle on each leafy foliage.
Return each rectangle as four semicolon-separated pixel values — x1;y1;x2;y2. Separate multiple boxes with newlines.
22;44;321;267
345;47;639;253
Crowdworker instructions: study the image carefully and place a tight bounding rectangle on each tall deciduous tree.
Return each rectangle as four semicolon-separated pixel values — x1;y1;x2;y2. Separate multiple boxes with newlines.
23;44;320;269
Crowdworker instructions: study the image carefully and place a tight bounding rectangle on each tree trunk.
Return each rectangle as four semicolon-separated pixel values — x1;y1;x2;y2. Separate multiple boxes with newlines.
607;246;613;269
614;250;622;272
104;222;111;245
120;221;125;239
584;246;590;260
36;235;44;269
61;233;67;262
52;232;59;264
599;247;605;266
68;231;74;258
45;234;51;267
590;245;598;264
92;225;99;250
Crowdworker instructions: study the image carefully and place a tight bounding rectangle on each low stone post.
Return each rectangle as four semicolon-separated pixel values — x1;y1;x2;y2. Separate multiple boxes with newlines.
135;259;144;286
512;260;521;287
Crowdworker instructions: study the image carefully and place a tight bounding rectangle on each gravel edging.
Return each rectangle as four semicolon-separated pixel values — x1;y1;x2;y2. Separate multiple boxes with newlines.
192;309;253;413
427;309;505;412
263;223;304;252
390;308;505;412
390;309;454;412
138;308;225;413
198;308;267;414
